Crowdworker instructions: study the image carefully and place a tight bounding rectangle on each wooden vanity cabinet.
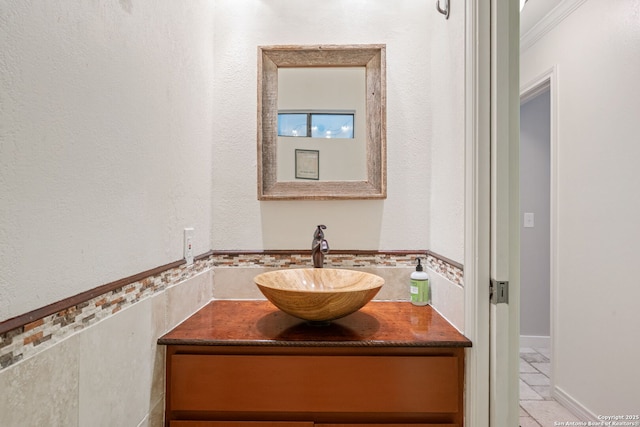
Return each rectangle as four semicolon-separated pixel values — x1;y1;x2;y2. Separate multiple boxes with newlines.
171;424;453;427
171;424;452;427
171;424;454;427
165;346;464;426
159;301;471;427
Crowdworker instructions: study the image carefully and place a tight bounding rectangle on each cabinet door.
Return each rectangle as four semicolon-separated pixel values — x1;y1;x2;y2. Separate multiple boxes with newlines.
171;422;313;427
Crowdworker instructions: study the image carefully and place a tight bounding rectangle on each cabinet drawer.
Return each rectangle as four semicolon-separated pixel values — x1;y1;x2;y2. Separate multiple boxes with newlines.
318;425;457;427
171;422;313;427
170;354;460;415
170;423;455;427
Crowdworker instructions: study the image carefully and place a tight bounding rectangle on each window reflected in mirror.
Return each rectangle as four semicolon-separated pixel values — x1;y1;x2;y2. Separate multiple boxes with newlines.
311;113;354;139
278;112;355;139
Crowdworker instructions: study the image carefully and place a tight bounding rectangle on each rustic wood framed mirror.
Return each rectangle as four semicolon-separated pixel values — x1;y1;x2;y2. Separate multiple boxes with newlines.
258;44;386;200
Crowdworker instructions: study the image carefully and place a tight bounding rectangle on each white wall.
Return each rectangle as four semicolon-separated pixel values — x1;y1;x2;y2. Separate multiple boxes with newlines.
212;0;465;261
0;1;214;321
521;0;640;415
427;0;466;263
520;89;551;340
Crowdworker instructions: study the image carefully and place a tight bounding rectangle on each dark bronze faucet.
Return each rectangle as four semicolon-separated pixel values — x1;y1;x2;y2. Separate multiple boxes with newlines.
311;225;330;268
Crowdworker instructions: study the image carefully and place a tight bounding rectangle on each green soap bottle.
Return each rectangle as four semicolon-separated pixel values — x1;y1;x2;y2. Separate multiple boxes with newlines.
410;258;430;306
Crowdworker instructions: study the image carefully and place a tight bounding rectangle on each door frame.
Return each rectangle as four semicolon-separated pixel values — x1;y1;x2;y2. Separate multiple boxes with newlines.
464;0;521;426
520;65;559;396
463;0;491;426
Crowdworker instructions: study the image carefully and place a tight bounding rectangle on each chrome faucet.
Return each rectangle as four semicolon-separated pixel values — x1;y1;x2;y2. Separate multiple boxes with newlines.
311;225;330;268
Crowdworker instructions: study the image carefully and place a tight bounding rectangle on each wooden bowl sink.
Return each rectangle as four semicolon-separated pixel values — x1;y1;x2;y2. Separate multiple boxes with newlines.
254;268;384;323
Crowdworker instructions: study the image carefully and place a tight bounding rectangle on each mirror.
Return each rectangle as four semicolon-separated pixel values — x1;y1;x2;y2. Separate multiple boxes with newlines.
258;44;386;200
277;67;367;182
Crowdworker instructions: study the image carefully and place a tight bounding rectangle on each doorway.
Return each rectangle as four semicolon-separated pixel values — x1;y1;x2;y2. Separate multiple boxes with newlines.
519;72;558;421
519;86;551;351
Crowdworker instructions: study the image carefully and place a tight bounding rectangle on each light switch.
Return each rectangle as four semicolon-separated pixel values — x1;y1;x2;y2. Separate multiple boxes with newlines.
524;212;535;228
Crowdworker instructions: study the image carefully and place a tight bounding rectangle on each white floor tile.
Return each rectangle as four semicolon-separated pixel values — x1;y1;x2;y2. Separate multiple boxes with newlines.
520;416;542;427
535;347;551;357
519;347;584;425
521;359;539;373
522;352;550;363
531;385;553;401
521;400;582;426
521;372;550;386
532;362;551;377
520;379;544;400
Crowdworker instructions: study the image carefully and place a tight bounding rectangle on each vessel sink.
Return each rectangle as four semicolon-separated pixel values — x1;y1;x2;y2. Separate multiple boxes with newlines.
254;268;384;323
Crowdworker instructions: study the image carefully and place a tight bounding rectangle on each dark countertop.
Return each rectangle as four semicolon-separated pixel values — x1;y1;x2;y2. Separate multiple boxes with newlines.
158;300;472;348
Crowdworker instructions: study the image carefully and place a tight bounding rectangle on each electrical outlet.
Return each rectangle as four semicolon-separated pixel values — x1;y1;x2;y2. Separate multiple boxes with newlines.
184;228;194;265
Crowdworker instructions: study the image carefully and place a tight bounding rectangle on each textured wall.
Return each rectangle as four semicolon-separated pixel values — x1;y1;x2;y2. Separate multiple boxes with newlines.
426;1;466;263
0;0;214;322
211;0;465;260
0;0;466;320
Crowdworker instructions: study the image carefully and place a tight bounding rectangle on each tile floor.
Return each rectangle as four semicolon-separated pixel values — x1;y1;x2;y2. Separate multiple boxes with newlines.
519;347;583;426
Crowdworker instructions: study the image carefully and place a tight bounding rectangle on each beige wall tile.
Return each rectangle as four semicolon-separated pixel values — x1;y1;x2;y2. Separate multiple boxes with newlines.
166;270;214;330
0;334;79;427
150;293;167;411
78;299;155;427
136;396;165;427
429;269;465;332
213;267;270;300
361;267;414;301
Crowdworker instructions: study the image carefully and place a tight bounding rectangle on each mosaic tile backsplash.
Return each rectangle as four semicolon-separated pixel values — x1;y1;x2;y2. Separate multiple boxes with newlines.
0;251;463;372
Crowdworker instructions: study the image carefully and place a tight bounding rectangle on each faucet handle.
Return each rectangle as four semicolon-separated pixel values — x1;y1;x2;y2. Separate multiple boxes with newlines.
314;224;327;239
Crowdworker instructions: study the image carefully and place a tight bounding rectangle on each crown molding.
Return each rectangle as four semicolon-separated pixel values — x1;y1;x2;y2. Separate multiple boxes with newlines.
520;0;588;52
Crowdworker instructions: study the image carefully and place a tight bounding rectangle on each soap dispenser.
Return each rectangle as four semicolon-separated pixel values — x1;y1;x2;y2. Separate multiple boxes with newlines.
410;258;430;306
